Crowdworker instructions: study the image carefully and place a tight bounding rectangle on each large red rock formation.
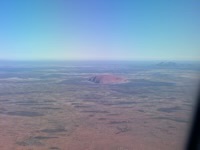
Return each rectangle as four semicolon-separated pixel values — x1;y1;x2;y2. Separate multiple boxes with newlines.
88;74;126;84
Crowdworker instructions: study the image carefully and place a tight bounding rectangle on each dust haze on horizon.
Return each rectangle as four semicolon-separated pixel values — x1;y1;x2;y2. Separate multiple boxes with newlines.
0;0;199;61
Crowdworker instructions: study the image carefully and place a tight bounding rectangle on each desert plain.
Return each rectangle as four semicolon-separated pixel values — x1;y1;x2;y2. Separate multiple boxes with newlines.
0;61;199;150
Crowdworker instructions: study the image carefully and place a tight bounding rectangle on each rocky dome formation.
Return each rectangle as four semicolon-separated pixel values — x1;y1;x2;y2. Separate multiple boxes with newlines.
156;61;177;67
88;74;127;84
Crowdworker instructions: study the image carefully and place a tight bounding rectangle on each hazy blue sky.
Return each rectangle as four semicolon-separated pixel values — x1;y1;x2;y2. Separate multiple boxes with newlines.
0;0;199;61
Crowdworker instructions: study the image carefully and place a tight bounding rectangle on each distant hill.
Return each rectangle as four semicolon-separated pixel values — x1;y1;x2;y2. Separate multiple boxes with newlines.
88;74;127;84
156;62;177;67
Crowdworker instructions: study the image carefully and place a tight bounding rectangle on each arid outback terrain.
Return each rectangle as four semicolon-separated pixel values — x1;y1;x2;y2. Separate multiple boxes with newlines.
0;61;199;150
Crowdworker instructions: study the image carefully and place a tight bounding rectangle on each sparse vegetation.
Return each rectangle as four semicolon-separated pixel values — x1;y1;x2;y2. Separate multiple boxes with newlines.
0;61;197;150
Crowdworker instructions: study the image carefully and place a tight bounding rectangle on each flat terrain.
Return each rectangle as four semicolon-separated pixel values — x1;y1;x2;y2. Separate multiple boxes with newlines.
0;61;199;150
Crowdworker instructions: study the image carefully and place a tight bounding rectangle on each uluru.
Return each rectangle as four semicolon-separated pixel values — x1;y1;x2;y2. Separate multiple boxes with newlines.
88;74;127;84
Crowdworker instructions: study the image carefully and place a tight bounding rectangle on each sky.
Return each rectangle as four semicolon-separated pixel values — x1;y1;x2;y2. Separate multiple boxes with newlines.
0;0;199;61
